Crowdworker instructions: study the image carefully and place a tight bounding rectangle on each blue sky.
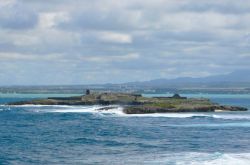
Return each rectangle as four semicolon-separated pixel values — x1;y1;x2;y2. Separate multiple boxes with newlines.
0;0;250;85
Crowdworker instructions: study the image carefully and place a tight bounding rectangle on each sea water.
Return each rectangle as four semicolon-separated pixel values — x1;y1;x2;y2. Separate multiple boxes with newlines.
0;93;250;164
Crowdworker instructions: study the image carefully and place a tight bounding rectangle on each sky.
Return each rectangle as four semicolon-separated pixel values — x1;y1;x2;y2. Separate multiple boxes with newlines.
0;0;250;85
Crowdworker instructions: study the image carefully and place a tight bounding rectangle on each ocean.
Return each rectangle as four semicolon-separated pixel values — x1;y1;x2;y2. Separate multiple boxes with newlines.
0;93;250;164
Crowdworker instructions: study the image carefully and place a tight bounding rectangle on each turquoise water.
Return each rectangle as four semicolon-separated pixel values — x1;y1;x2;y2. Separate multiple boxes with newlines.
0;93;80;98
144;93;250;99
0;93;250;164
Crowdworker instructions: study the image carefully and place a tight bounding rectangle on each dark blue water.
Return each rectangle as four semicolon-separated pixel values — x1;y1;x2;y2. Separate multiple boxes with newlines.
1;94;250;164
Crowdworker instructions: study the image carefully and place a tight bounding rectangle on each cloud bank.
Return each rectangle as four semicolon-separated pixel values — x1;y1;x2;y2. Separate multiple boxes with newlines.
0;0;250;85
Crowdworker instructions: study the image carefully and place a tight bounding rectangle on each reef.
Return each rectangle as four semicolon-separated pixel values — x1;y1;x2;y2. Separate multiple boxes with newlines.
8;91;248;114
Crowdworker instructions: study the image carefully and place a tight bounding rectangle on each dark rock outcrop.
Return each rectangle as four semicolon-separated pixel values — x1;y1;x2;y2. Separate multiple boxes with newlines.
8;92;248;114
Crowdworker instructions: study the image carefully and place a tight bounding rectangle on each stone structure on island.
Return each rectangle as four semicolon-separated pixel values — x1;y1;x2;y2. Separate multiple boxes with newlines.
86;89;90;95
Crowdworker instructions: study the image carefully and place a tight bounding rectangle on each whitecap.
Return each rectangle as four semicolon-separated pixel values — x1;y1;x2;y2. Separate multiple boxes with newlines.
6;104;250;120
212;114;250;120
11;104;76;108
25;105;125;115
163;122;250;128
117;112;250;120
118;113;213;118
143;152;250;165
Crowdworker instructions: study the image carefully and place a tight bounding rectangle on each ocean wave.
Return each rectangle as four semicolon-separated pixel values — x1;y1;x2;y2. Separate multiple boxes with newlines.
120;113;213;118
143;152;250;165
212;114;250;120
49;106;124;115
162;122;250;128
118;113;250;120
16;105;125;115
11;105;217;118
4;105;250;120
11;104;76;108
0;105;214;117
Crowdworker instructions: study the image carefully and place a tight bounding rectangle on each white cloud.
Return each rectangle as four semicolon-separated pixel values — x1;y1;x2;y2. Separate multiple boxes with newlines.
97;31;132;44
83;53;140;62
0;0;38;29
0;52;63;61
39;12;69;29
0;0;250;84
0;0;15;7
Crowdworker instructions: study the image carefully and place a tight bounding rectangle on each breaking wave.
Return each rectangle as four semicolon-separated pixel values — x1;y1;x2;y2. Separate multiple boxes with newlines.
142;152;250;165
4;105;250;120
13;105;125;115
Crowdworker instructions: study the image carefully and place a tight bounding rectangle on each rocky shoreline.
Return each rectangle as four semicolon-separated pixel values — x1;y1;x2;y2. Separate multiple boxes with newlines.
8;92;248;114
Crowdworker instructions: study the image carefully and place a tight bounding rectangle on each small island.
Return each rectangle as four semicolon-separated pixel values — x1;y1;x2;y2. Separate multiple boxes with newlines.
8;90;248;114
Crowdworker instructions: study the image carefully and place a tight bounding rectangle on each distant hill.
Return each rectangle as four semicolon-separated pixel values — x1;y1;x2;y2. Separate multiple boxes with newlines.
121;70;250;88
1;70;250;93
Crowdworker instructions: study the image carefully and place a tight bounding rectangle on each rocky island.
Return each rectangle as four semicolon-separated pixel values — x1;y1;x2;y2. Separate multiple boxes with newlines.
8;90;248;114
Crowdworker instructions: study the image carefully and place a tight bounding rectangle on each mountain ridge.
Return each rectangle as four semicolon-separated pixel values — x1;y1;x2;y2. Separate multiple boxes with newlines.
120;70;250;88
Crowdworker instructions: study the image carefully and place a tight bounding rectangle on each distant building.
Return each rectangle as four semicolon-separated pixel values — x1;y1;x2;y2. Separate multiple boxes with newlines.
86;89;90;95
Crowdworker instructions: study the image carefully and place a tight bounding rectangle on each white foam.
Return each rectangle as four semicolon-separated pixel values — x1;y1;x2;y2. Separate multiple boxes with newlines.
200;153;250;165
144;152;250;165
119;112;250;120
212;114;250;120
164;122;250;127
11;104;75;108
12;105;213;117
27;105;125;115
119;113;213;118
5;104;250;120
